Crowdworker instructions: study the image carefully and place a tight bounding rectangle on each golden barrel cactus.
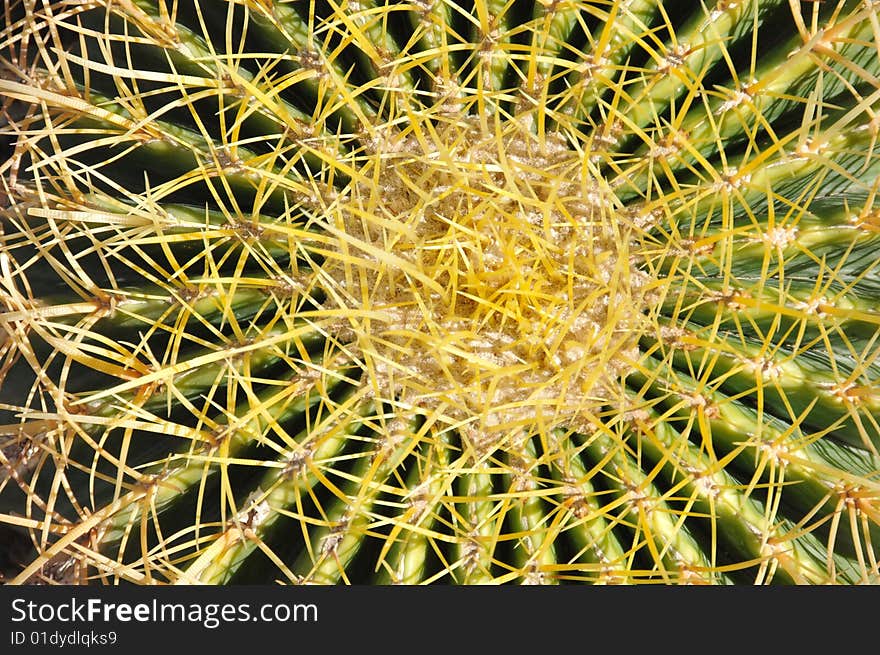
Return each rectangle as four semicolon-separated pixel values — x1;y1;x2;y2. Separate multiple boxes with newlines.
1;0;879;584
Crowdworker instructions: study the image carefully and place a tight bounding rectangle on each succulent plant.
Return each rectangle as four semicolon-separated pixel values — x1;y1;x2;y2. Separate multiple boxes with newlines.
1;0;879;585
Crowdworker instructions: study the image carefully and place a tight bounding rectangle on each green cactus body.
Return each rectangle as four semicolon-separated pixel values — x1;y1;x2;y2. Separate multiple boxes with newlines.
0;0;879;584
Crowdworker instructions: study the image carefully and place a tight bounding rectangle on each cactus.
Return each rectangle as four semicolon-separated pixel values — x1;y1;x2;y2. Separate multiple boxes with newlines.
0;0;879;585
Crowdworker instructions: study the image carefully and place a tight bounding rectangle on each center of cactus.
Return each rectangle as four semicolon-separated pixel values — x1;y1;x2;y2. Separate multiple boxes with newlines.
321;116;656;437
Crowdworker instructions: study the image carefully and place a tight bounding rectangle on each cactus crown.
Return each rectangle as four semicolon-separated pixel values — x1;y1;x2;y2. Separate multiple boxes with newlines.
1;0;880;585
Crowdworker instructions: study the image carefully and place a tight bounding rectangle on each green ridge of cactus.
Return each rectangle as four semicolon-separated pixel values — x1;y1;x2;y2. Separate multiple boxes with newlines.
0;0;879;585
